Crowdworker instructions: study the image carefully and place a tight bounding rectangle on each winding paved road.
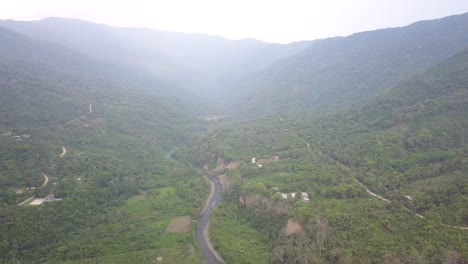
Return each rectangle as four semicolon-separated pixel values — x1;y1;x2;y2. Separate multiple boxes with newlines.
164;148;225;262
196;172;224;264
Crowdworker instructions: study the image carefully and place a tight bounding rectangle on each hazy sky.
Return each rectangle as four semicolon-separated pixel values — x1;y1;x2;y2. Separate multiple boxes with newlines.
1;0;468;43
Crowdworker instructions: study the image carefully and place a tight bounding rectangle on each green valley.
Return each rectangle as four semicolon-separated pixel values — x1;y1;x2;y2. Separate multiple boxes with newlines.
1;10;467;264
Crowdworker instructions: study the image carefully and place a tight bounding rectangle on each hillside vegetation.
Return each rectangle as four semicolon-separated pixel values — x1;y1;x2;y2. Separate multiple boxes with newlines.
0;26;206;263
181;50;468;263
227;13;468;115
1;12;467;264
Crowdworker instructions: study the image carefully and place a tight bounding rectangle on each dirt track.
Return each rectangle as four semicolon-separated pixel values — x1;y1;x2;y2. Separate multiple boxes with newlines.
353;179;467;230
60;146;67;158
326;152;468;230
41;173;49;187
64;103;93;125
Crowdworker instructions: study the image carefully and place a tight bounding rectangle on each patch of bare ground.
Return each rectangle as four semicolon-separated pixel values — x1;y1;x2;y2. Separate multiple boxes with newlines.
218;174;234;191
285;219;303;235
214;157;240;173
213;157;226;172
226;161;240;170
167;216;192;233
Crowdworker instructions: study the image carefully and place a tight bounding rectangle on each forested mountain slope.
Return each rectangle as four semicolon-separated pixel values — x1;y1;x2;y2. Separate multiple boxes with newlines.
2;12;468;263
302;48;468;226
0;26;207;263
0;25;196;129
0;18;312;95
228;12;468;115
178;49;468;263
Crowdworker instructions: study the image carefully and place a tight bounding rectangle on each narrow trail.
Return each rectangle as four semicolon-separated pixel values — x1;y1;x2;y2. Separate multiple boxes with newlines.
323;152;468;230
18;196;34;206
443;224;468;230
18;173;49;205
353;179;390;203
353;172;468;230
64;103;93;125
60;146;67;158
41;173;49;187
18;112;77;205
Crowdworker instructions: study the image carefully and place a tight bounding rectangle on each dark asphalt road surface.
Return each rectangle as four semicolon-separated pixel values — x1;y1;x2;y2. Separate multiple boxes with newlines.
196;172;224;264
165;149;224;263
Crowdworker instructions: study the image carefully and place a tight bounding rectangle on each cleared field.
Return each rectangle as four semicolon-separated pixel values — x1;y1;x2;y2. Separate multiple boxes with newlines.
167;215;192;233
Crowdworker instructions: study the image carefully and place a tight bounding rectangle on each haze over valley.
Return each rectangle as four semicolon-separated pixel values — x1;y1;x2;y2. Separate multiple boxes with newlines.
1;3;467;263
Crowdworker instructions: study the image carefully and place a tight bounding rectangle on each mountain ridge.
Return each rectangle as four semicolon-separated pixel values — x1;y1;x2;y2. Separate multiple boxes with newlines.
0;17;313;96
225;12;468;115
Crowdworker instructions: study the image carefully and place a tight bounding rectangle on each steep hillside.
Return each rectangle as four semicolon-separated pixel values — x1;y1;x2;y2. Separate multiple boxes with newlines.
229;13;468;115
0;25;196;129
0;18;312;95
0;26;207;263
179;49;468;263
303;49;468;225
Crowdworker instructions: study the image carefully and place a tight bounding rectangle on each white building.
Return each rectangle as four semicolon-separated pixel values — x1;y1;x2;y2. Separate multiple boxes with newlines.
301;192;311;202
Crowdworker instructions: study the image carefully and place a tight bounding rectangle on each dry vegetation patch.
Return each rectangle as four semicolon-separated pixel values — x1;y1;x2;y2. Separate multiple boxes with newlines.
285;219;303;236
218;174;234;191
166;216;192;233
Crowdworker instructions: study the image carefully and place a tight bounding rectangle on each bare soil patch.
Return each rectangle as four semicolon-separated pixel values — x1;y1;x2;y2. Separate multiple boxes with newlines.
226;161;240;170
167;216;192;233
214;158;240;172
29;199;44;205
285;219;303;235
218;174;234;191
213;157;225;172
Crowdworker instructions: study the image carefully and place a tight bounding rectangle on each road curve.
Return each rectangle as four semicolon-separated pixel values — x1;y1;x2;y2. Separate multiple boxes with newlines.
41;173;49;187
18;173;49;205
164;148;225;262
60;146;67;158
196;172;225;264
